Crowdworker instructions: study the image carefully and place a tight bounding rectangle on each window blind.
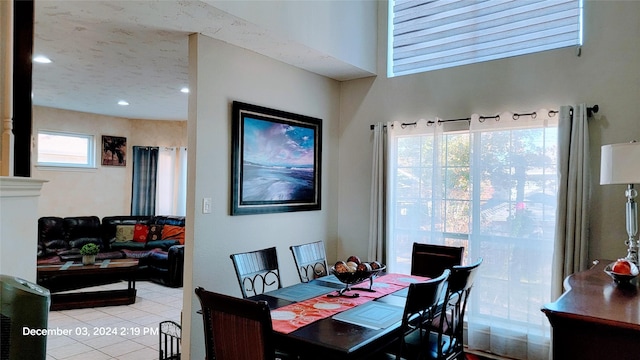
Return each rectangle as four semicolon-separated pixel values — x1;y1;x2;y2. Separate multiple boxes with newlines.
390;0;582;76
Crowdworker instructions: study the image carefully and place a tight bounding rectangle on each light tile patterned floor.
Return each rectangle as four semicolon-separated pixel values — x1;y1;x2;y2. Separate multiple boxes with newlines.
45;281;183;360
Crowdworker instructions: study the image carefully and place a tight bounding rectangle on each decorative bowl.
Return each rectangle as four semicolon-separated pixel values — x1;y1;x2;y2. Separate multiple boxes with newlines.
330;264;386;285
604;261;639;284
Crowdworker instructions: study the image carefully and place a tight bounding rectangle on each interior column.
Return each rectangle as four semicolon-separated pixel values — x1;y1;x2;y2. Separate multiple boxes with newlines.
12;0;34;177
0;0;13;176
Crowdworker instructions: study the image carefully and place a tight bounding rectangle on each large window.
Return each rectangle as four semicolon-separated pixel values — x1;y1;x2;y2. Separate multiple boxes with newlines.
387;112;558;358
389;0;583;77
37;130;96;168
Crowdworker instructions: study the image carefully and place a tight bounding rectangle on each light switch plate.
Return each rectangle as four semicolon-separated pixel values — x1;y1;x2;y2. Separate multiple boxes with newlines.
202;197;212;214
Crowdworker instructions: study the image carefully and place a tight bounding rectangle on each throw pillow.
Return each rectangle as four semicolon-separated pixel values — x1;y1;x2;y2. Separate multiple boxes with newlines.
133;224;149;243
161;225;185;245
115;225;135;242
147;224;164;242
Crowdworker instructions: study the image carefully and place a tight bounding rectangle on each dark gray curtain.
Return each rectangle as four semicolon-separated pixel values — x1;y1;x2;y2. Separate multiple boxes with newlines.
131;146;159;215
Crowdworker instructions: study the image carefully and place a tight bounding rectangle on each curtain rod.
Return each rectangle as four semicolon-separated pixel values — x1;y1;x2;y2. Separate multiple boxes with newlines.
369;104;598;130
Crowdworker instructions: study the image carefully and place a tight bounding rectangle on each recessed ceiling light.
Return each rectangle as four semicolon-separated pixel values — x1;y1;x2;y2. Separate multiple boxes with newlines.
180;87;189;94
118;100;129;106
33;55;52;64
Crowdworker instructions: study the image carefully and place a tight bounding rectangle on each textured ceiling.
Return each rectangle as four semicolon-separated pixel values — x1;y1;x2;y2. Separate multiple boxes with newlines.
32;1;372;121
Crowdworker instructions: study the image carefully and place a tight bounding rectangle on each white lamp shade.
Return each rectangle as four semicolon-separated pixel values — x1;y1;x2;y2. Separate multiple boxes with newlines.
600;142;640;185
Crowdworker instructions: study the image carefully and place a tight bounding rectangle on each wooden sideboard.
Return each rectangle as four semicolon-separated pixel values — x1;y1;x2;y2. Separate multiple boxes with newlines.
542;260;640;360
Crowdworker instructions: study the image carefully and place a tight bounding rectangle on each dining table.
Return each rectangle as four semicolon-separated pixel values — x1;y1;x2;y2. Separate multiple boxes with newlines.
250;272;430;360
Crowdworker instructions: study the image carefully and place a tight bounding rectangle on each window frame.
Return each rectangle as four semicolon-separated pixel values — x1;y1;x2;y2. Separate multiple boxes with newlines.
36;130;97;169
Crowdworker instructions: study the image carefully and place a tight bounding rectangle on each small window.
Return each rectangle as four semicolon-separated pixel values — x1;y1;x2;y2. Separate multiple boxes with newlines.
37;130;96;168
389;0;583;77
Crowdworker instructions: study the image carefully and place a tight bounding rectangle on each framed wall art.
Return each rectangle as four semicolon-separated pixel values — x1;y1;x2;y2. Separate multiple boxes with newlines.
231;101;322;215
101;135;127;166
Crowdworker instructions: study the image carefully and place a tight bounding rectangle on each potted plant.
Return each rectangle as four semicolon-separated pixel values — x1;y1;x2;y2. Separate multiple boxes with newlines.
80;243;100;265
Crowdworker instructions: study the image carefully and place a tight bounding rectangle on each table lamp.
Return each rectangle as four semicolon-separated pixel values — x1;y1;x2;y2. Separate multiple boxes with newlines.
600;141;640;265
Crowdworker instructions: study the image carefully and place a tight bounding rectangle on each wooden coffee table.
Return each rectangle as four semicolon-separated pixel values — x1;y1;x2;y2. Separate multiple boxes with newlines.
37;259;140;310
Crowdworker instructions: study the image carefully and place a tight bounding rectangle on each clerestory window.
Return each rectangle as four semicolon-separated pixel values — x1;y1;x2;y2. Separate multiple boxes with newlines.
388;0;583;77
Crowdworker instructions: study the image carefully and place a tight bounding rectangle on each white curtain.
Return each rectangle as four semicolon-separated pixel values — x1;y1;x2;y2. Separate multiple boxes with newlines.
552;104;590;299
466;110;557;359
156;146;187;216
386;118;445;274
385;110;559;359
368;123;386;262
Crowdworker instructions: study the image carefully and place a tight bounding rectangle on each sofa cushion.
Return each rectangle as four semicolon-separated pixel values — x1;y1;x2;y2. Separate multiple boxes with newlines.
120;248;160;259
38;216;65;243
111;241;146;250
68;237;103;249
96;251;126;260
115;225;135;242
154;216;185;227
146;239;180;250
101;216;153;244
161;225;185;245
64;216;101;240
44;239;69;250
133;224;149;243
146;224;164;242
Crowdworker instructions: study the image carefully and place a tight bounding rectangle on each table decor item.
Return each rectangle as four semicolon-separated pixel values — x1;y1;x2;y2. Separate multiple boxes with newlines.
329;258;386;298
604;259;639;284
80;243;100;265
600;141;640;265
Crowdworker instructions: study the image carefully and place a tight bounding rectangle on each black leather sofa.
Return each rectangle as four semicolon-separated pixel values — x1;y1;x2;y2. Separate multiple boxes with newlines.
37;215;185;288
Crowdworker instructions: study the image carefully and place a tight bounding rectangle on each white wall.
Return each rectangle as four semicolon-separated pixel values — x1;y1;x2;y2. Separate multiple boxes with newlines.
32;106;186;218
337;0;640;263
184;34;340;360
209;0;377;75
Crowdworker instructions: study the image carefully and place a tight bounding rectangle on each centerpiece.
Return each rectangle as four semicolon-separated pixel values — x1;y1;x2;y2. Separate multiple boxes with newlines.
328;256;386;298
80;243;100;265
604;258;639;284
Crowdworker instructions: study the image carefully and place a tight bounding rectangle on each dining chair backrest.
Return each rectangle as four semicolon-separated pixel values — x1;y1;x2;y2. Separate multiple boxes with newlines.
394;269;450;360
432;257;483;360
289;241;328;283
410;243;464;278
230;247;282;298
195;287;275;360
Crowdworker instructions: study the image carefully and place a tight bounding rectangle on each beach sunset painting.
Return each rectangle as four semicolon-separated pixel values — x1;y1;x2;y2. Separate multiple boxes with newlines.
241;117;317;203
231;101;322;215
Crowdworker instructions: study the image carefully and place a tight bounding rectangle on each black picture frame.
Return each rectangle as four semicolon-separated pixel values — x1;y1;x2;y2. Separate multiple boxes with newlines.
231;101;322;215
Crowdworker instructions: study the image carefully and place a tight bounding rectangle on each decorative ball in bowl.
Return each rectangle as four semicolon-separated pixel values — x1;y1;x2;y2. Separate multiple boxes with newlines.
331;257;386;285
604;259;639;284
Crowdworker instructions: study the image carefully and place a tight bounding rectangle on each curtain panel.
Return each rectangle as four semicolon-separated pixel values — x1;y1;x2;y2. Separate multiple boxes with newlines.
383;109;566;359
368;123;386;262
131;146;159;216
552;104;590;299
156;146;188;216
466;110;558;359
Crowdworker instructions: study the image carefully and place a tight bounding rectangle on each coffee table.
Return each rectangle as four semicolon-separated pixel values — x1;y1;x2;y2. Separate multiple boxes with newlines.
37;259;140;310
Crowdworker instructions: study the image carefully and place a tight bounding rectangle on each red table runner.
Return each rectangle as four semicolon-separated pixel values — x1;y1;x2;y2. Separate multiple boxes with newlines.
271;273;428;334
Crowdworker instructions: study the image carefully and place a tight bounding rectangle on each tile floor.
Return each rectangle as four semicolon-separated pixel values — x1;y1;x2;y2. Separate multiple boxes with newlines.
45;281;183;360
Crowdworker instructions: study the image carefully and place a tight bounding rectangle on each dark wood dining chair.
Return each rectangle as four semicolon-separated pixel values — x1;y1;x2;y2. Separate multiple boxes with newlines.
388;269;451;360
410;243;464;278
195;287;276;360
404;257;483;360
230;246;282;298
289;241;328;282
390;258;482;360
